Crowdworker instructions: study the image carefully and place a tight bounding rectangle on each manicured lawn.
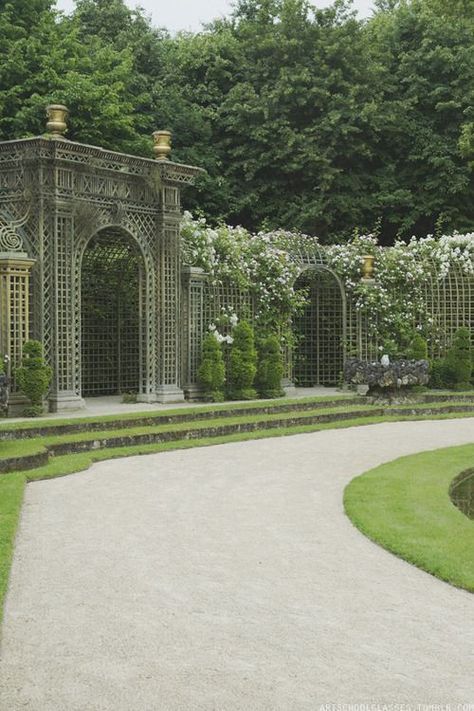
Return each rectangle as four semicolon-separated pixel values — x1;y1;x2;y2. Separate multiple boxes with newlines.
344;444;474;593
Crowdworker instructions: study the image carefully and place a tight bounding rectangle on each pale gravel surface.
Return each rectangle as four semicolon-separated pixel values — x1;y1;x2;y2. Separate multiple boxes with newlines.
1;419;474;710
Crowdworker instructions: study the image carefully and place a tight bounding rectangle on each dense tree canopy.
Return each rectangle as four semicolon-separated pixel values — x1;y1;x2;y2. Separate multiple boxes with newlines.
0;0;472;243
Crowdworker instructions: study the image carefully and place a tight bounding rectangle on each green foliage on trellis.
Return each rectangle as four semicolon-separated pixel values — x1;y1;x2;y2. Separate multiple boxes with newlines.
197;333;226;402
227;321;258;400
181;212;474;354
15;340;52;415
181;212;305;338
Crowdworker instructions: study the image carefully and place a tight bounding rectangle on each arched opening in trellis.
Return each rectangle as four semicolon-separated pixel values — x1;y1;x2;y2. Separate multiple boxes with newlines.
80;227;145;397
292;267;345;386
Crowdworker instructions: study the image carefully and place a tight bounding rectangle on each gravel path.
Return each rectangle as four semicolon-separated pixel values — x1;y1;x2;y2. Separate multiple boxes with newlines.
1;420;474;710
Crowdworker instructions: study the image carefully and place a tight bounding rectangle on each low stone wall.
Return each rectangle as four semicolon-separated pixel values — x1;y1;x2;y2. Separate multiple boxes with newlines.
2;400;474;475
344;358;430;391
0;397;365;441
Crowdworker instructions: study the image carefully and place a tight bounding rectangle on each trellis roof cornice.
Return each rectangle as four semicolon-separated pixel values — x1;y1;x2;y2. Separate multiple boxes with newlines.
0;137;204;184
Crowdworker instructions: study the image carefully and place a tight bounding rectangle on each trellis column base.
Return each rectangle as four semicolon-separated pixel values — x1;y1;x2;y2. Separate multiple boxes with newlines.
154;385;185;404
183;384;204;402
49;391;85;412
282;378;297;396
136;393;159;404
6;393;30;417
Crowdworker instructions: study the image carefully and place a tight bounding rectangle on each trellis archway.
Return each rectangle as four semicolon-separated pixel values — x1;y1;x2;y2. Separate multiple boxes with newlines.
80;227;145;397
292;267;346;386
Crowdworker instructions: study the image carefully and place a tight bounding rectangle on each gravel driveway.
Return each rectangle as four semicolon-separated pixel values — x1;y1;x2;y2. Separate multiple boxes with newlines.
1;419;474;710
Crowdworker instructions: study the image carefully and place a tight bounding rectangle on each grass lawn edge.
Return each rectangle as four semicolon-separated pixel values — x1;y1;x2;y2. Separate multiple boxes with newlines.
344;443;474;594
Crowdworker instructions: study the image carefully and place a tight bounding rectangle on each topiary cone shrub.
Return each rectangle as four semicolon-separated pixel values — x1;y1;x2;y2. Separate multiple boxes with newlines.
197;333;225;402
15;340;52;416
256;335;284;399
409;333;428;360
227;320;257;400
442;327;472;390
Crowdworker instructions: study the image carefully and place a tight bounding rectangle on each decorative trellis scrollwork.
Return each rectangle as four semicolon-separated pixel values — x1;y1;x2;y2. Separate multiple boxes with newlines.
0;203;30;252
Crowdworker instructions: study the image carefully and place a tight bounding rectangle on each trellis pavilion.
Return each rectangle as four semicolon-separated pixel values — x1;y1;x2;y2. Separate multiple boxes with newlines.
0;106;473;412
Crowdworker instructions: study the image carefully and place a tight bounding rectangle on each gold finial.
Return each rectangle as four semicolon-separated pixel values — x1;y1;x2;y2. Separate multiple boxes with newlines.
46;104;69;138
152;130;172;161
361;254;375;282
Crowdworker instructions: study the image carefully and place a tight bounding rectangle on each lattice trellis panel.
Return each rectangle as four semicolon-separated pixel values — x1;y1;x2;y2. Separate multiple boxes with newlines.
292;268;345;386
193;280;256;381
424;263;474;357
81;230;143;396
203;283;255;333
159;225;181;386
55;214;76;393
181;268;206;386
0;257;35;388
346;301;379;363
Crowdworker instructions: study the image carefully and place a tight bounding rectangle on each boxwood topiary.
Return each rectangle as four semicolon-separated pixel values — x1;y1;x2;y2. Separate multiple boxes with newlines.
256;335;284;399
15;340;52;415
409;333;428;361
198;333;226;401
227;321;257;400
443;327;472;390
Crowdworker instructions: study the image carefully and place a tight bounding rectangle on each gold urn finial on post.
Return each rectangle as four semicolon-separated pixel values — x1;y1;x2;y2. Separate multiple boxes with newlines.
153;130;172;161
46;104;69;138
361;254;375;282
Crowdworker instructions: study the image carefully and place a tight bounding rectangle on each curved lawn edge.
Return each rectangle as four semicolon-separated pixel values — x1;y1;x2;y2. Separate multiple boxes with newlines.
344;443;474;593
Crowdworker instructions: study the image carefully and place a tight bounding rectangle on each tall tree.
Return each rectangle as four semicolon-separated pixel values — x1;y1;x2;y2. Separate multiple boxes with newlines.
0;0;149;153
366;0;474;241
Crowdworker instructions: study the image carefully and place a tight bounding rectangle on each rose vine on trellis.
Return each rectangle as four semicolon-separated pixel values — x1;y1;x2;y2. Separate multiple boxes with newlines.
180;212;474;348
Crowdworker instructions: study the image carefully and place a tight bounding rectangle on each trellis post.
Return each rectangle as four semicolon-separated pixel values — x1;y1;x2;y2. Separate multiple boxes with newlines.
181;266;207;400
0;251;35;412
152;136;204;402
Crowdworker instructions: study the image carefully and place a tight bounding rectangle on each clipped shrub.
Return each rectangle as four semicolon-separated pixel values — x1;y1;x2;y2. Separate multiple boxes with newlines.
121;391;137;404
22;405;44;417
443;327;472;390
15;340;52;414
429;359;446;389
256;335;284;399
198;333;225;401
380;338;399;359
227;320;257;400
409;333;428;361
